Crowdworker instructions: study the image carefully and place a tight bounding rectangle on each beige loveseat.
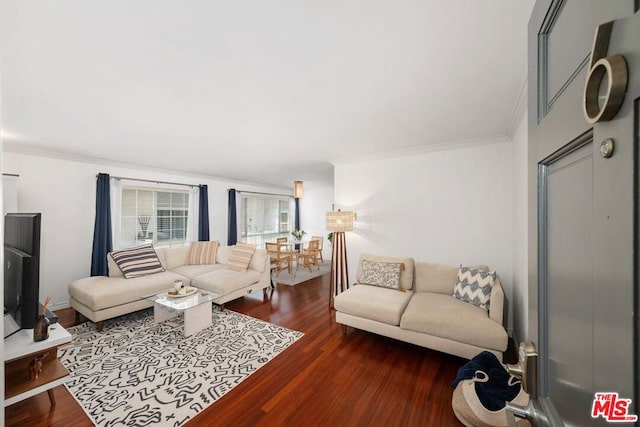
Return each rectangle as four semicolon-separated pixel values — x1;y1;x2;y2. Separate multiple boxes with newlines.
69;244;270;331
334;254;508;360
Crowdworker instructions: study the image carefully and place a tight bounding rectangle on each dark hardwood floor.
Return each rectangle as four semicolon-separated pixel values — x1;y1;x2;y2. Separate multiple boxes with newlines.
5;275;468;426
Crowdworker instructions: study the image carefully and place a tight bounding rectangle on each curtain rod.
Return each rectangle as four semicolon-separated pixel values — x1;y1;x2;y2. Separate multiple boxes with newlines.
98;174;198;188
2;173;19;177
232;189;293;198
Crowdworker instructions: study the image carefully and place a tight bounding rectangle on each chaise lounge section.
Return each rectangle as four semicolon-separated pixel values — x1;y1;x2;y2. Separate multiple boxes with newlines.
69;243;270;331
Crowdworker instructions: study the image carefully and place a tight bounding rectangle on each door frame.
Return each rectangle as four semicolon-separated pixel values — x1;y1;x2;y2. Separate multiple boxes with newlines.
528;1;640;424
634;96;640;418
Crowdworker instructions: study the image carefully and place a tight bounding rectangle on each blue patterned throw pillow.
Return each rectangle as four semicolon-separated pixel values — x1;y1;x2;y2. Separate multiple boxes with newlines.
453;266;495;310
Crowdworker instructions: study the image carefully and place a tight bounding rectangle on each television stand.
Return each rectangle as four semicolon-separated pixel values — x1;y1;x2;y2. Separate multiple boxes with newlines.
3;323;72;407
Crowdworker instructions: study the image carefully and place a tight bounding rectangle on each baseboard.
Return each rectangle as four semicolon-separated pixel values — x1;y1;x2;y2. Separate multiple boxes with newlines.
49;300;71;312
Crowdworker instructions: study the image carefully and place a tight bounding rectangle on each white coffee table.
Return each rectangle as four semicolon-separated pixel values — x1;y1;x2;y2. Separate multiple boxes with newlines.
143;288;221;337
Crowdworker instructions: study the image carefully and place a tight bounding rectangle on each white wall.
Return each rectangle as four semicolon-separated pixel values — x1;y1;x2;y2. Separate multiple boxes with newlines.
298;180;334;261
511;113;528;344
2;174;17;213
2;150;315;310
334;140;514;331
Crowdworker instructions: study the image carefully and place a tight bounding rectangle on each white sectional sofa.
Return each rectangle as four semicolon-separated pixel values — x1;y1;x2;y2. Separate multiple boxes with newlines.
334;253;508;360
69;243;270;331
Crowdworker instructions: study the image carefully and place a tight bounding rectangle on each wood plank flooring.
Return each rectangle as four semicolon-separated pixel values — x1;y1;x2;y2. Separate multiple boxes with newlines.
5;275;468;426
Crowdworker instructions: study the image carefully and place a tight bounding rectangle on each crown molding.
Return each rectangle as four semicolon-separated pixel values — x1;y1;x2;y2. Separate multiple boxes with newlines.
2;141;291;191
330;134;510;166
506;78;528;139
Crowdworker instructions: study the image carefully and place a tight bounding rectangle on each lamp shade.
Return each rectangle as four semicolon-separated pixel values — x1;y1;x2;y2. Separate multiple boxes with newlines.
293;180;304;198
326;210;355;232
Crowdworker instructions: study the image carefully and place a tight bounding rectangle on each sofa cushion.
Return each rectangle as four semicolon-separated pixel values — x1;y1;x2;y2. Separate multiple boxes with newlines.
213;246;266;272
216;246;231;264
248;248;268;273
110;245;190;276
171;264;224;279
192;268;262;295
187;241;219;265
226;243;256;272
453;266;496;311
110;244;165;279
107;253;123;278
400;293;507;351
159;245;191;270
334;284;413;326
357;254;415;291
414;262;459;294
155;248;168;270
69;271;190;311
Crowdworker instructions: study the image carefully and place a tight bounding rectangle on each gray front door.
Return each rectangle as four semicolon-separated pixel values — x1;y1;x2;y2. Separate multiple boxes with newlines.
527;1;639;426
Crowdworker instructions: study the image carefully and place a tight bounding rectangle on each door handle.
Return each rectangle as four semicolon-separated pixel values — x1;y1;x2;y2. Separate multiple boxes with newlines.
506;401;536;427
506;399;554;427
505;342;542;426
507;341;538;399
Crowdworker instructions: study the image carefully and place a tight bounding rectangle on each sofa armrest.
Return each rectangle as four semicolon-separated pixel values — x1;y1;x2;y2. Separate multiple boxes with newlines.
489;276;505;326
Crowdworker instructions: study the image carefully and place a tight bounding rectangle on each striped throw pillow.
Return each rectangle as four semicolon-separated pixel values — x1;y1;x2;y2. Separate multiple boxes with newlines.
111;244;165;279
187;241;219;265
226;243;256;272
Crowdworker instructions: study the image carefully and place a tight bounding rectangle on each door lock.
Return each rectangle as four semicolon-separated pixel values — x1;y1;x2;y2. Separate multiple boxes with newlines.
600;138;615;158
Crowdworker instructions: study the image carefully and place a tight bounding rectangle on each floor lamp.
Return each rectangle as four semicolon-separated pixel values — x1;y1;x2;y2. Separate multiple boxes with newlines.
326;210;355;309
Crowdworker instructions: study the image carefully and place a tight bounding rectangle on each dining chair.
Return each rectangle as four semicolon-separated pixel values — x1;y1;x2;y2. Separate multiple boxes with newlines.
277;236;296;258
310;235;324;263
296;239;320;273
266;242;292;277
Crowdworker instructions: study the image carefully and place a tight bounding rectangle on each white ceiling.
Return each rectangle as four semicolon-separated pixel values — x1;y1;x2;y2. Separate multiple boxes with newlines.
0;1;534;187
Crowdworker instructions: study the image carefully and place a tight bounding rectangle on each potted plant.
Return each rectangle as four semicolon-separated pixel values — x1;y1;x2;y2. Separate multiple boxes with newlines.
291;229;306;242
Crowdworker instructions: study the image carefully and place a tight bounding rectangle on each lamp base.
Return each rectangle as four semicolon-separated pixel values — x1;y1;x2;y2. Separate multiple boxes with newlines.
329;231;349;309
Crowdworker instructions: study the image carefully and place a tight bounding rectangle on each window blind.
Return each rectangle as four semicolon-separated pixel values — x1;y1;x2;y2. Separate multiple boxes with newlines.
120;187;189;248
239;195;292;247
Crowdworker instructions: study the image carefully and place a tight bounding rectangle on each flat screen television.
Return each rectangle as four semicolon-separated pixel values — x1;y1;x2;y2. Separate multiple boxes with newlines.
4;213;41;338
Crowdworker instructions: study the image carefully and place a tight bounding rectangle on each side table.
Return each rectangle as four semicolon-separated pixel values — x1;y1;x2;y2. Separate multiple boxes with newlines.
4;323;72;407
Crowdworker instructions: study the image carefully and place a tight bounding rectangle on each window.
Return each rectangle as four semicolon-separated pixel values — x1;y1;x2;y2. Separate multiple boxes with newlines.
240;195;292;247
120;188;189;248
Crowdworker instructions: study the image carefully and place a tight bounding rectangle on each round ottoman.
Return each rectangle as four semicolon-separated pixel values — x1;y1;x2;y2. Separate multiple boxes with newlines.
452;381;531;427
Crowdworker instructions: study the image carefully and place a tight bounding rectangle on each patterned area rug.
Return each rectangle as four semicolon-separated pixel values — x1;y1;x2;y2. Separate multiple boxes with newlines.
60;308;303;426
274;261;330;286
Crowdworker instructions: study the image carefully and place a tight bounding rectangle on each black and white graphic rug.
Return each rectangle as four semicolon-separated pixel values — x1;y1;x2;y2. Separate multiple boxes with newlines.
60;308;303;426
